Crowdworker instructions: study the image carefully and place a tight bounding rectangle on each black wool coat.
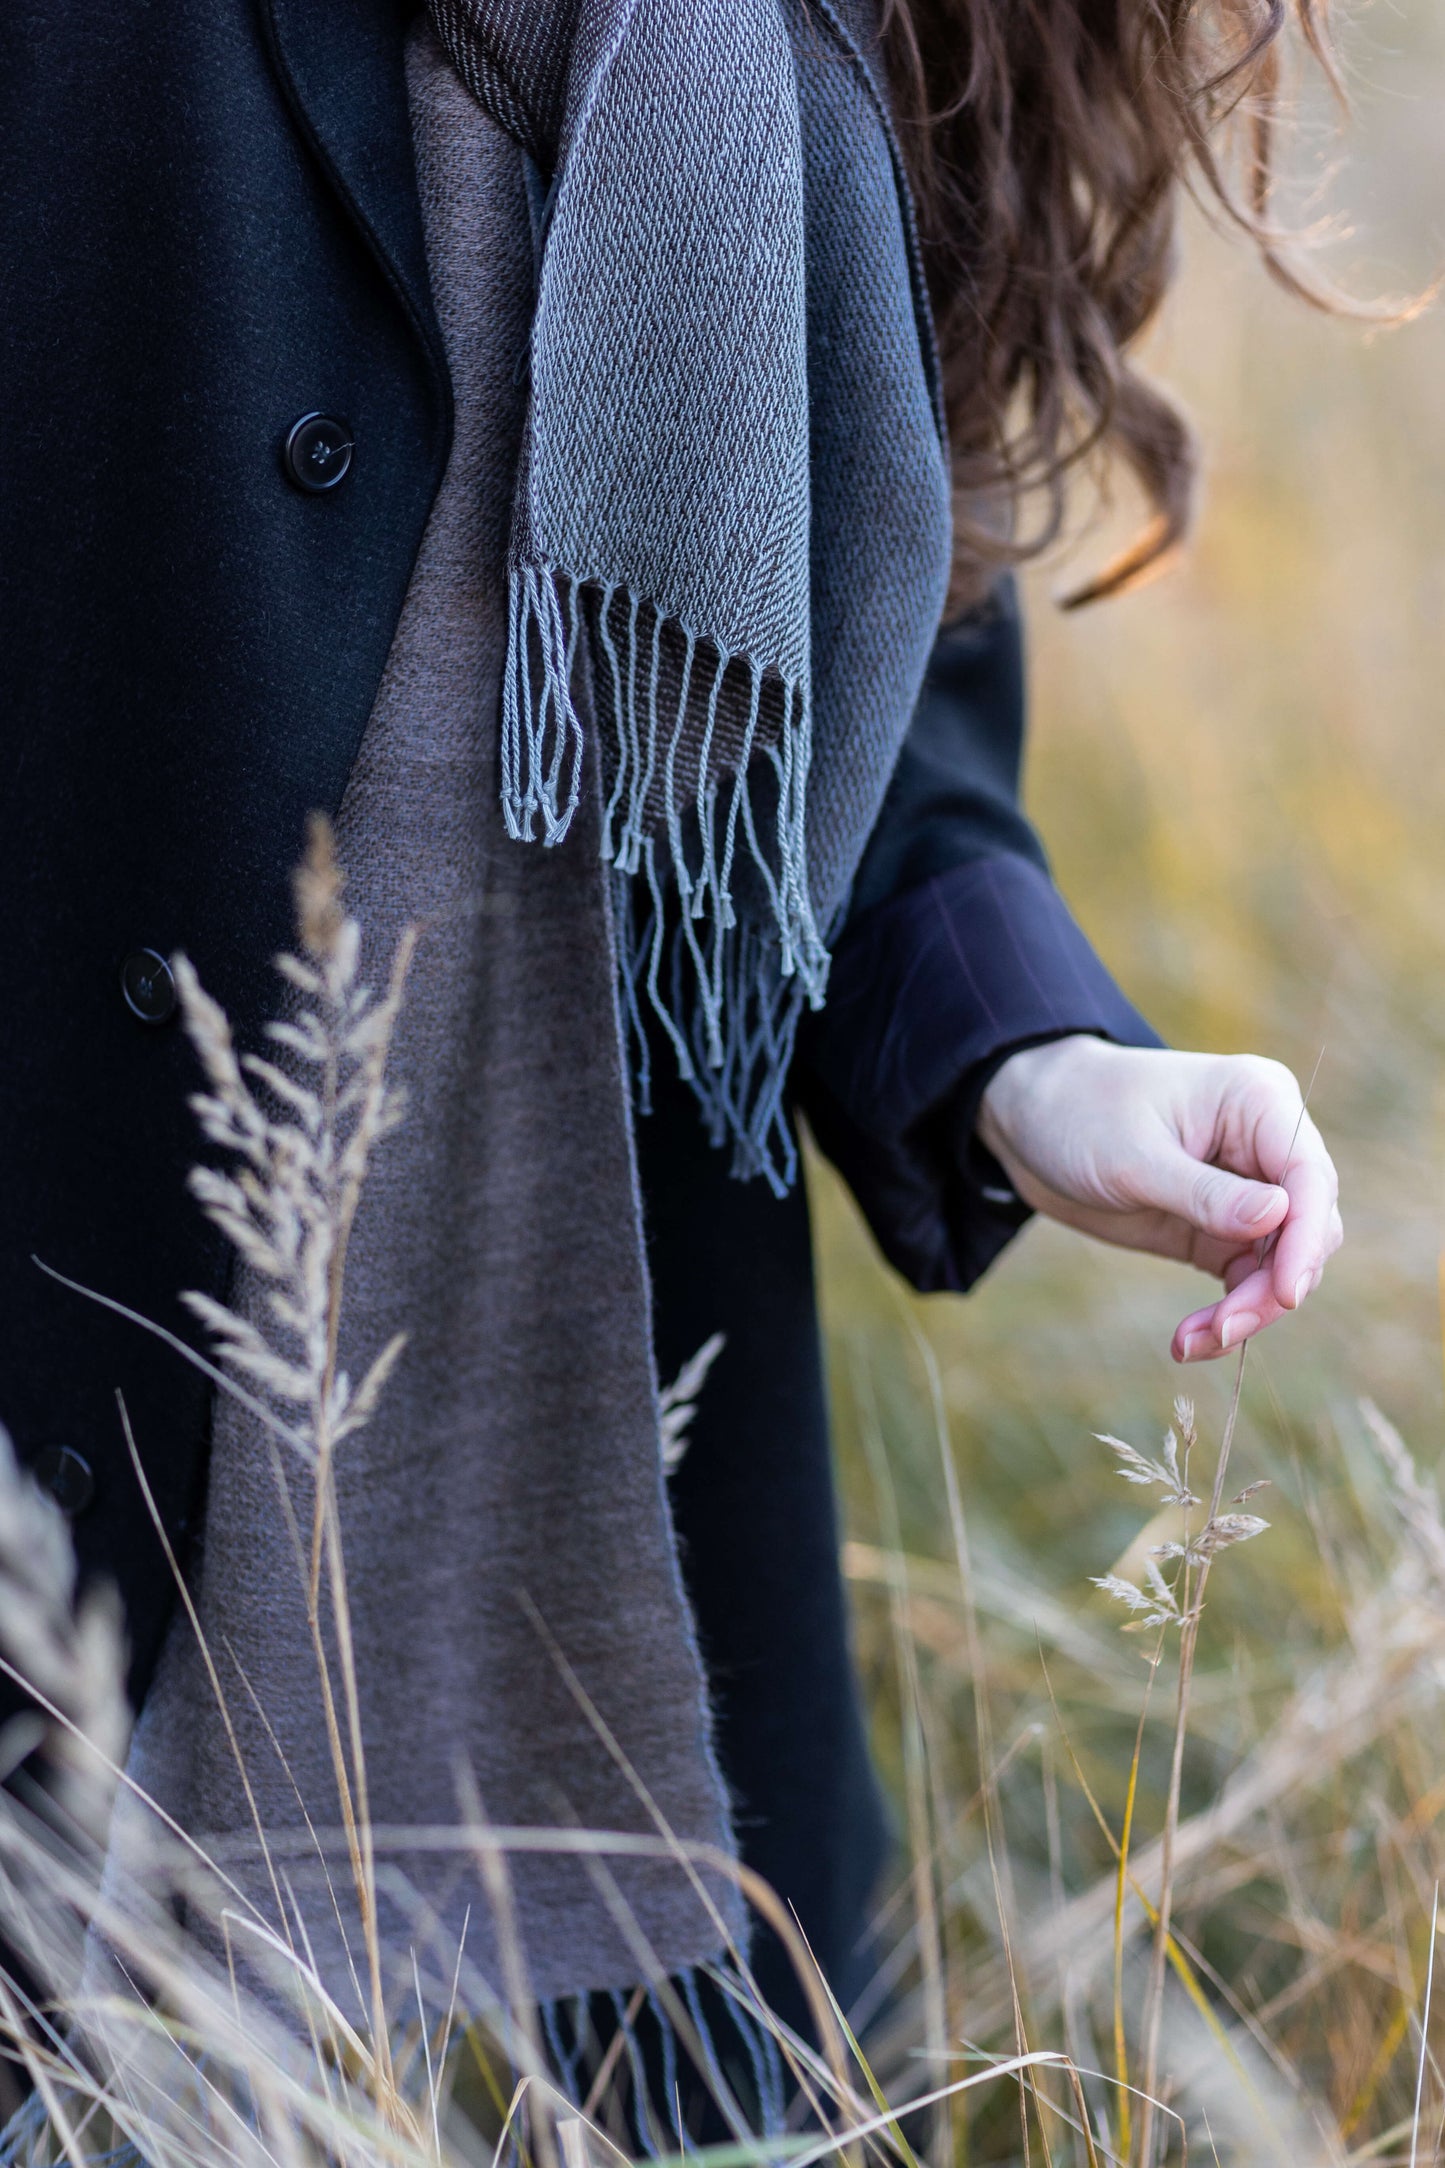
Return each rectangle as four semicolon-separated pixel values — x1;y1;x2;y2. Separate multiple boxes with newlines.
0;0;1156;2011
1;0;451;1706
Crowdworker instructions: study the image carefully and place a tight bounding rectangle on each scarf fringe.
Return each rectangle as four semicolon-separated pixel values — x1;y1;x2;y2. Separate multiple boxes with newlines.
615;862;807;1197
0;1964;789;2166
504;564;828;1190
533;1971;787;2161
502;562;587;845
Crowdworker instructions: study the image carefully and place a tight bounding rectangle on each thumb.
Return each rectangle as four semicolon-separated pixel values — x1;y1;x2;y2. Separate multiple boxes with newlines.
1136;1145;1289;1243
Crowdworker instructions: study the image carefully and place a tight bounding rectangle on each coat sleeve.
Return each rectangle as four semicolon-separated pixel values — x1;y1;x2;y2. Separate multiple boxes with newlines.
793;579;1162;1294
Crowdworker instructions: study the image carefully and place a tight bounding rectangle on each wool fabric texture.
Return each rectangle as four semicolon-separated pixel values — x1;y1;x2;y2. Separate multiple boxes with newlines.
107;30;740;2021
429;0;953;1184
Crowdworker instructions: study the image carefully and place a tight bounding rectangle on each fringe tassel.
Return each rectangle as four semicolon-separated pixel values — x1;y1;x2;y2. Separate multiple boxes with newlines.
505;562;829;1191
502;563;586;844
544;1962;789;2152
614;863;808;1196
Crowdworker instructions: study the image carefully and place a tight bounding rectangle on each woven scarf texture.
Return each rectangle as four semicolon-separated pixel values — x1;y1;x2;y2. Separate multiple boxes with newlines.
429;0;952;1186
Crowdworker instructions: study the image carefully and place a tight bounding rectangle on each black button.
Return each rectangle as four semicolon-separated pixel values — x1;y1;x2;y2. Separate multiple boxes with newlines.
283;411;353;493
120;948;177;1025
32;1447;95;1518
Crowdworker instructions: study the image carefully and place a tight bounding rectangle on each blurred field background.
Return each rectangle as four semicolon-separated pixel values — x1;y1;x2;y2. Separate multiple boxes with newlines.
810;2;1445;2156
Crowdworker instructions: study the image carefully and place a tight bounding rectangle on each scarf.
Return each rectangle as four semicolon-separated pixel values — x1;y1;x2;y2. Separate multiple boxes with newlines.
429;0;952;1185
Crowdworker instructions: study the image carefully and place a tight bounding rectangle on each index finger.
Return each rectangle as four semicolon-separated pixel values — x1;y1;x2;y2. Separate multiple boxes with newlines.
1254;1101;1340;1310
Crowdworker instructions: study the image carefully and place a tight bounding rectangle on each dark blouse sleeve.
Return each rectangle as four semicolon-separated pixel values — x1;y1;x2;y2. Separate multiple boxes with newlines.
793;580;1162;1295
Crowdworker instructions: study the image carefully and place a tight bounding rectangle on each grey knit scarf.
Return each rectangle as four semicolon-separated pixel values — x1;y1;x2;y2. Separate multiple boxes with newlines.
429;0;952;1184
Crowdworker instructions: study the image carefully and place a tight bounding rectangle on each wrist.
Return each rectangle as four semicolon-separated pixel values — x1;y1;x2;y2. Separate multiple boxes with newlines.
976;1031;1110;1162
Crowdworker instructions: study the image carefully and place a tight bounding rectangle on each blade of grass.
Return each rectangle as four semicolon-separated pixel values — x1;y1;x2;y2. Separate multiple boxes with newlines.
1409;1882;1439;2168
1114;1637;1167;2164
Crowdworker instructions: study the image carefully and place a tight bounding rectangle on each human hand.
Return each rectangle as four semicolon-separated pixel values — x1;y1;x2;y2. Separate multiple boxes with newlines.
975;1037;1342;1362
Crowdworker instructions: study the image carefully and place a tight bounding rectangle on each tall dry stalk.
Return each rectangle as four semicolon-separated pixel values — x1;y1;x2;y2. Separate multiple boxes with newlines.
1091;1367;1273;2164
1134;1360;1247;2166
176;813;417;2113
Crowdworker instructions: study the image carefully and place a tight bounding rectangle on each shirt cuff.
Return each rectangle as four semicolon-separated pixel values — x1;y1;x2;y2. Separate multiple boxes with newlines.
795;856;1163;1293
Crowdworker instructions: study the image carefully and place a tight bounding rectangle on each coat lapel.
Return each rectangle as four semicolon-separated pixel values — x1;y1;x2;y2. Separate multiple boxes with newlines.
260;0;449;399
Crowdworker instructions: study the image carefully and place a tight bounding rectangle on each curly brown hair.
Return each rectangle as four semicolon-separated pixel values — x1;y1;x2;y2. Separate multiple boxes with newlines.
882;0;1343;607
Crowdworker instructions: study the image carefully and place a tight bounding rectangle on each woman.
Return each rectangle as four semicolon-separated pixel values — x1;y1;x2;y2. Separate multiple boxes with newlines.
0;0;1340;2119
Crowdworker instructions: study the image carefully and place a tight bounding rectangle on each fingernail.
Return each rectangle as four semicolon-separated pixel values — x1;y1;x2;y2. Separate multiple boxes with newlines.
1293;1273;1312;1310
1219;1310;1260;1351
1180;1330;1210;1362
1242;1187;1284;1227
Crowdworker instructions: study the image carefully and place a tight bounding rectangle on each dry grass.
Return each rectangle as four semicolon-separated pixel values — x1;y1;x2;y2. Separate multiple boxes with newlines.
10;792;1440;2167
3;1311;1441;2164
826;1324;1445;2163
